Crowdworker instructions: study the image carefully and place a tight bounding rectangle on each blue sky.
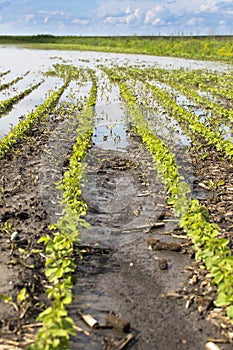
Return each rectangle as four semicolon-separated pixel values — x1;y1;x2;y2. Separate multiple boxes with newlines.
0;0;233;36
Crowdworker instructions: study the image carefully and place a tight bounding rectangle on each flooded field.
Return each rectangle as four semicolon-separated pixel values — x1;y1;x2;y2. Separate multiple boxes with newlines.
0;45;233;350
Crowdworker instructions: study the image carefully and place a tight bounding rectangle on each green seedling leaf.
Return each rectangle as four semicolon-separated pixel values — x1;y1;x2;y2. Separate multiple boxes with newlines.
17;287;27;303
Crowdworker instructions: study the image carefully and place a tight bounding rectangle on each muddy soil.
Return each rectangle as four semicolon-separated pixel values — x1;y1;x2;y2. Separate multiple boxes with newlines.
0;108;232;350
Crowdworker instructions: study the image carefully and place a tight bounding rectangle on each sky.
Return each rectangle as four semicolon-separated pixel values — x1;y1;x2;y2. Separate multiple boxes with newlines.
0;0;233;36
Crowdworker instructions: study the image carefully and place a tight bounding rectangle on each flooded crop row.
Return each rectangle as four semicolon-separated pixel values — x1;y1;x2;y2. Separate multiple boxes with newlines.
0;45;233;350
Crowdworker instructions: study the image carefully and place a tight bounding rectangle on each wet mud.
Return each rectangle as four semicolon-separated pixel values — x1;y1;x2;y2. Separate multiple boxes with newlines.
0;102;232;349
68;137;233;350
0;47;233;349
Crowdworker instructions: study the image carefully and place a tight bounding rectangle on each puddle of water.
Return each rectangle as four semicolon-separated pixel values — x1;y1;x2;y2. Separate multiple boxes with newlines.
93;73;129;151
150;80;233;143
93;105;128;151
133;81;191;147
59;80;92;105
219;124;232;140
0;72;37;100
1;45;231;78
0;45;231;141
0;76;63;138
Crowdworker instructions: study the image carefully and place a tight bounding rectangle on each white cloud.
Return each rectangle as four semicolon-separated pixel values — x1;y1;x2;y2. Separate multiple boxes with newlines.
152;17;163;26
125;8;140;24
219;20;226;25
73;18;89;25
58;22;67;30
134;8;140;18
187;17;203;25
199;0;218;12
104;16;115;24
38;10;65;16
125;5;131;14
144;10;154;24
144;6;162;24
23;14;35;23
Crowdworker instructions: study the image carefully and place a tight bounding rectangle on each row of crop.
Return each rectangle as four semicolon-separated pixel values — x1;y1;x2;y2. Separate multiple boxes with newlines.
105;66;233;157
158;68;233;105
0;69;10;78
115;79;233;322
0;81;43;115
114;66;233;159
45;64;81;81
137;67;233;128
117;66;233;159
165;77;233;125
0;75;23;92
29;71;97;350
145;82;233;158
118;66;233;106
0;81;69;158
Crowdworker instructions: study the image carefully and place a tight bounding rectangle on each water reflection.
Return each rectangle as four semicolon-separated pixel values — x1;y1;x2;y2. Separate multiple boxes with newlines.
0;45;232;140
0;76;63;138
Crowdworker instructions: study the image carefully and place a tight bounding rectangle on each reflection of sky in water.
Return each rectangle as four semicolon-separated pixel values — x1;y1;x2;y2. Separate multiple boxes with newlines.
59;80;92;104
0;76;63;138
0;45;232;144
0;72;38;100
93;73;130;151
149;81;233;144
0;45;231;75
134;82;191;147
94;102;129;151
219;124;232;140
93;122;128;150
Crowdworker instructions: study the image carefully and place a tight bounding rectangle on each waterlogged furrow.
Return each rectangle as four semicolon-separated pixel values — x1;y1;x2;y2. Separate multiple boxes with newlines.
94;69;128;150
127;80;191;148
0;76;64;137
146;82;233;160
30;71;97;350
148;70;233;129
59;79;92;105
0;71;40;100
0;69;10;78
118;64;233;157
0;81;43;116
0;81;69;158
0;75;23;92
117;81;233;323
123;66;233;106
161;68;233;105
148;80;233;141
117;66;233;128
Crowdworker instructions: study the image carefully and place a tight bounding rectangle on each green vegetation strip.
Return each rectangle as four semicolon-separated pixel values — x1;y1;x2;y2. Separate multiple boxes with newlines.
116;66;233;127
0;69;10;78
0;81;42;115
117;81;233;322
29;72;97;350
107;66;233;159
0;81;68;158
157;68;233;104
139;67;233;126
145;82;233;158
45;63;81;81
1;35;233;62
164;76;233;124
0;75;23;92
